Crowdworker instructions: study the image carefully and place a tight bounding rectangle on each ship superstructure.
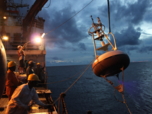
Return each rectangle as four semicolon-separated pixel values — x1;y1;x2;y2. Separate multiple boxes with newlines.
0;0;47;65
0;0;59;113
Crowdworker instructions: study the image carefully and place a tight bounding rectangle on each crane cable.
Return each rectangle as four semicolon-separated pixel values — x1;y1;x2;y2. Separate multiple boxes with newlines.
107;0;111;33
106;1;131;113
45;0;94;34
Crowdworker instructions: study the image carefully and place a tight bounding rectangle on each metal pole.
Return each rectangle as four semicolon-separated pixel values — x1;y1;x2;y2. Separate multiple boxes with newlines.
91;34;97;58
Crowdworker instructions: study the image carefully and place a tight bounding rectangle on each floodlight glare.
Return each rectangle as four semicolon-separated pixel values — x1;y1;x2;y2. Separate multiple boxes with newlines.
2;35;9;41
34;37;42;43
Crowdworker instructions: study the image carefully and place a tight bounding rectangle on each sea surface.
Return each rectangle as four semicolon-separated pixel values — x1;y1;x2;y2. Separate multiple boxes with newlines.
46;62;152;114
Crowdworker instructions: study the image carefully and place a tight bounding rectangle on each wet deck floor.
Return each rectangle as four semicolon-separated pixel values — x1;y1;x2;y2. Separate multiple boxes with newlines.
0;88;58;114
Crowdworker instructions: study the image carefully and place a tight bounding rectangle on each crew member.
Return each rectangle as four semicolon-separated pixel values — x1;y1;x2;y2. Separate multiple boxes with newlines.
26;60;35;81
34;62;45;83
5;74;50;114
5;61;20;100
17;45;25;74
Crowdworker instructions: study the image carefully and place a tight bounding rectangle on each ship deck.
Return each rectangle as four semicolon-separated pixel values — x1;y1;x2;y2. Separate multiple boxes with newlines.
0;74;58;114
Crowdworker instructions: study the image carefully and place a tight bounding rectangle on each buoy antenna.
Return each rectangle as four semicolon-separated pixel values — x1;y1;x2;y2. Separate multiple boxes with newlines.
90;15;94;23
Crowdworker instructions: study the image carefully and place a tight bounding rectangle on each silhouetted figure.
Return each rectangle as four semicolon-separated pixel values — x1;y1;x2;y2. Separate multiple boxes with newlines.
34;62;45;83
26;60;35;81
17;45;25;74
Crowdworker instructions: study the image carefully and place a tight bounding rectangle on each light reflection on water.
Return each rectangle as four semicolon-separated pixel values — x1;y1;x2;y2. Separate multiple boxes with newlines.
46;62;152;114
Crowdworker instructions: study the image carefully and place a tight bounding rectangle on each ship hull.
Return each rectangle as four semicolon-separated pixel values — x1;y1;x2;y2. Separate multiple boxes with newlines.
0;40;7;98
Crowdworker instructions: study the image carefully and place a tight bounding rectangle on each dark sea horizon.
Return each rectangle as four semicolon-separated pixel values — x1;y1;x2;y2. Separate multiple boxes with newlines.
46;62;152;114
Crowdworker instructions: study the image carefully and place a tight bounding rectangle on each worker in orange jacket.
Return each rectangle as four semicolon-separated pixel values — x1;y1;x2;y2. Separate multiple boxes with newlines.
5;61;21;100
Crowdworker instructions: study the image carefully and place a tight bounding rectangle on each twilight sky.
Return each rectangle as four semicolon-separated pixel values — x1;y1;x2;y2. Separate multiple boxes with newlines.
26;0;152;66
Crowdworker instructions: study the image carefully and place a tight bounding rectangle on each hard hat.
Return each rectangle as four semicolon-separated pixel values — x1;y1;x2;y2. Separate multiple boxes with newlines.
17;45;22;49
36;62;40;65
8;61;16;67
27;74;40;81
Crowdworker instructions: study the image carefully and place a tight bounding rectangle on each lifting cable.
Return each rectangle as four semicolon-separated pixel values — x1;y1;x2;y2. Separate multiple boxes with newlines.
106;1;131;113
102;68;132;114
107;0;111;33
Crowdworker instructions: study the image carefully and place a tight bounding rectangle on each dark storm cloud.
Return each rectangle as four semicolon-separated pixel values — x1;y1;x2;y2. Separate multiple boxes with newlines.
114;25;141;47
52;57;60;60
138;46;152;53
41;5;87;45
46;56;61;60
78;43;86;50
127;46;139;51
110;0;150;25
143;37;152;45
96;0;150;50
144;12;152;23
97;0;150;27
143;1;152;22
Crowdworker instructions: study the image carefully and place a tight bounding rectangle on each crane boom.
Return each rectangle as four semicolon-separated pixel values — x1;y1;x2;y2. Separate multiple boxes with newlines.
22;0;48;40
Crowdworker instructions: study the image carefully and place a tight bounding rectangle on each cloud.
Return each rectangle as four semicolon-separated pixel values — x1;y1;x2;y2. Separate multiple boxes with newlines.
111;0;150;25
138;46;152;53
114;24;141;47
136;37;152;53
51;57;61;60
78;43;86;50
127;46;139;51
41;5;87;46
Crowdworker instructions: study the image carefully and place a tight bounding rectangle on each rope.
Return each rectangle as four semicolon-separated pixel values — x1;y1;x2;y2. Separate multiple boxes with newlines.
102;69;132;114
61;93;68;114
121;69;132;114
57;93;68;114
40;67;85;85
55;61;93;114
64;61;92;93
54;60;94;104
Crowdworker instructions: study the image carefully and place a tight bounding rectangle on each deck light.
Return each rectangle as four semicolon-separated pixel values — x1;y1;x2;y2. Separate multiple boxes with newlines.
34;36;42;44
2;35;9;41
41;33;45;38
3;16;7;20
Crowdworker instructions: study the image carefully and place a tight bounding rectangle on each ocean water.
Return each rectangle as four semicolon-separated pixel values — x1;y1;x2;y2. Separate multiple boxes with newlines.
46;62;152;114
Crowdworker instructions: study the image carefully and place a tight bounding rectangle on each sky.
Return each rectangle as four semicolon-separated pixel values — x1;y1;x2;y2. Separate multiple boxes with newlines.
23;0;152;66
